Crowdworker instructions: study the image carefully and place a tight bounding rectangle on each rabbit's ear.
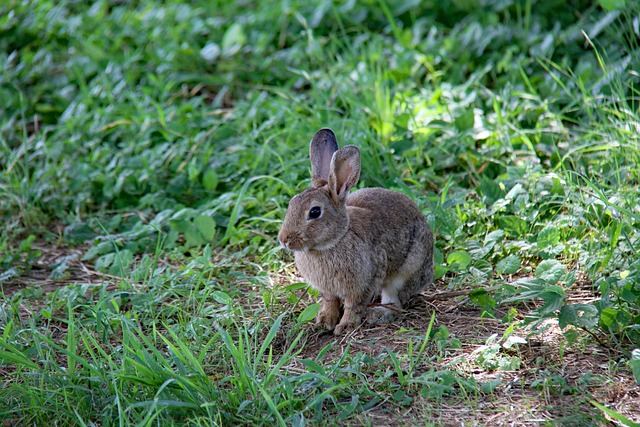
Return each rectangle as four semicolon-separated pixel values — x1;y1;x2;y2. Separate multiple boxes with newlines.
310;128;339;183
328;145;360;202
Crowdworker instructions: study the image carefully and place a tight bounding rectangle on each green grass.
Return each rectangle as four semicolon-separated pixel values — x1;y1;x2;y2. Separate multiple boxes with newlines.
2;0;640;425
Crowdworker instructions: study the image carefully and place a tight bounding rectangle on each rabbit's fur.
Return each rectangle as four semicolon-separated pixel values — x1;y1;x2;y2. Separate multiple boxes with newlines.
278;128;434;335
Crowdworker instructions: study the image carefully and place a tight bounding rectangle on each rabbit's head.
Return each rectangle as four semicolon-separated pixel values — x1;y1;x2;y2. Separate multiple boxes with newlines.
278;129;360;252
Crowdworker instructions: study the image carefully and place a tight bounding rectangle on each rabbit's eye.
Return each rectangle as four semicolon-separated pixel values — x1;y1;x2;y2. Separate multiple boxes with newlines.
308;206;322;220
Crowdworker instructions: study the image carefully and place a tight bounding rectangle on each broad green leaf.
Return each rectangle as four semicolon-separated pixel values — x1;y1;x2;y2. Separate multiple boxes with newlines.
168;219;192;233
394;113;411;130
95;253;115;273
479;176;503;206
564;270;577;287
19;235;36;252
480;378;502;393
497;215;528;237
184;228;205;247
212;291;232;305
551;177;565;196
285;282;308;292
435;325;451;340
498;356;521;371
620;284;638;303
108;249;133;276
454;109;474;131
469;289;496;309
496;255;521;275
467;240;489;259
537;225;560;249
63;223;97;244
49;255;77;280
558;304;576;329
536;259;566;284
559;304;597;329
472;260;493;278
391;390;412;406
194;215;217;242
484;230;505;249
447;250;472;271
600;307;618;327
537;288;565;315
222;23;246;55
599;0;626;11
434;264;448;280
82;241;113;261
297;303;320;323
389;138;414;154
564;329;580;345
203;169;219;191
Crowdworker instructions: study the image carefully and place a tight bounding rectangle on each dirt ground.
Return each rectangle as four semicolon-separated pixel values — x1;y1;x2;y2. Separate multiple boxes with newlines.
1;243;111;298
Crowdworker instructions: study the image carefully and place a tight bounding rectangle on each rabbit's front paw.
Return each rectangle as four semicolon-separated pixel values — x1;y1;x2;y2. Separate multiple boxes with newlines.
315;296;341;331
316;311;340;331
333;306;363;335
333;319;357;335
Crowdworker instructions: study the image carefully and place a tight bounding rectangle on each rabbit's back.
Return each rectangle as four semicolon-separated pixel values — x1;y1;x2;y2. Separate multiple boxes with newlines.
347;187;423;218
346;187;432;275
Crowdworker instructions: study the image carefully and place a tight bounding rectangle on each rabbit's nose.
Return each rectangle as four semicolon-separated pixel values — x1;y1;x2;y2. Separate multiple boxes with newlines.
278;229;289;248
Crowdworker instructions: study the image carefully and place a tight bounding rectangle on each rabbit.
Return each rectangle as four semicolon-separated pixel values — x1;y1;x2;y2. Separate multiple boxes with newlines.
278;128;434;335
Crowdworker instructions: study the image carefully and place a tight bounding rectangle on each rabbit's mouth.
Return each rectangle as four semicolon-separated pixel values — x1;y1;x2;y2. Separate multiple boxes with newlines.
278;231;307;252
281;242;309;252
279;226;339;252
282;240;336;253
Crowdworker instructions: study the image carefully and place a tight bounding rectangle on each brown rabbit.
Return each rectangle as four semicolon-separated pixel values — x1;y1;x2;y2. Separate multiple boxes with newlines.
278;128;434;335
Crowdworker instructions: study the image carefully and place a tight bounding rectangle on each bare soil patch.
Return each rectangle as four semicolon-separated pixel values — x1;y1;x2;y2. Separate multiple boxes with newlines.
1;241;117;298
